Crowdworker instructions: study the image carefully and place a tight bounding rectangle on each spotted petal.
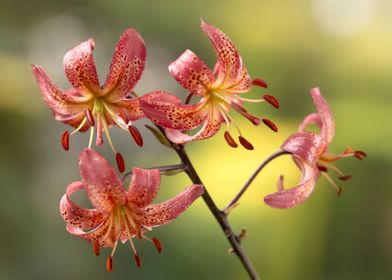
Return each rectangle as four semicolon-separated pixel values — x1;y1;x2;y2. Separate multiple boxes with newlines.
311;88;334;144
127;168;160;207
140;184;204;227
169;49;214;97
282;131;327;166
103;29;146;102
32;65;90;115
60;181;106;229
140;91;208;130
79;149;126;214
63;39;100;94
165;113;223;143
264;158;320;208
201;20;243;87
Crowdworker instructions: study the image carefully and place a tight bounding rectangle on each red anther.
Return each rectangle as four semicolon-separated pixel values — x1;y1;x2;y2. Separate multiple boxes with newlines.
263;95;280;109
152;238;163;253
262;118;278;132
336;186;343;197
92;241;100;256
354;150;367;160
85;109;95;127
317;164;328;172
134;253;142;268
106;256;113;272
238;136;254;150
224;131;238;148
251;78;268;88
61;131;70;151
339;175;352;181
115;152;125;173
128;125;144;147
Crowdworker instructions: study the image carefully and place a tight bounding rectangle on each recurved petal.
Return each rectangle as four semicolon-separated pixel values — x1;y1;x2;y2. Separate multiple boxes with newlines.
103;29;146;102
201;20;243;86
114;97;145;121
127;168;161;207
66;223;114;247
63;39;100;94
32;65;89;115
264;159;320;208
140;91;208;130
169;49;214;96
140;184;204;227
60;181;106;229
310;88;334;144
79;149;126;214
165;113;223;143
298;113;322;132
54;111;90;131
282;131;327;166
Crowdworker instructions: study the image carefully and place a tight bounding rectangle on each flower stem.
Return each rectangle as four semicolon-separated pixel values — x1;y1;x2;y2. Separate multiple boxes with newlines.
156;126;260;280
223;149;289;214
174;144;260;280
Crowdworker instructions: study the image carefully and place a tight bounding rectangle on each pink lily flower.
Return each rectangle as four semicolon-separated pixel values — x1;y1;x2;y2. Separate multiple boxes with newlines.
140;20;279;149
32;28;147;171
264;88;366;208
60;148;204;271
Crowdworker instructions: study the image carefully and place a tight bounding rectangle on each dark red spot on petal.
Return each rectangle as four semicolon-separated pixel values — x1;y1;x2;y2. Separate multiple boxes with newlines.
85;109;95;127
115;152;125;173
61;131;69;151
224;131;238;148
354;150;367;160
262;118;278;132
238;136;254;150
152;238;163;253
106;256;113;272
128;125;143;147
251;78;268;88
134;253;142;268
263;94;280;109
339;175;352;181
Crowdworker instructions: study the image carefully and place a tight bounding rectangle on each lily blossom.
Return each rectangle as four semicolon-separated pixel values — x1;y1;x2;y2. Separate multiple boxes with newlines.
60;149;204;271
32;28;147;171
140;20;279;149
264;88;366;208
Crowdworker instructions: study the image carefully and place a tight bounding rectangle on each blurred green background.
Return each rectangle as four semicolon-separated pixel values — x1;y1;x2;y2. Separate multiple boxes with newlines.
1;0;391;279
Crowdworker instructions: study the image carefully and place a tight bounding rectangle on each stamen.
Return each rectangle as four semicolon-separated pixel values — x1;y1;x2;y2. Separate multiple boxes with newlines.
251;78;268;88
231;102;261;125
185;93;195;105
70;118;87;136
101;116;116;153
152;238;163;253
92;241;100;256
263;95;280;109
115;152;125;173
317;164;328;172
262;118;278;132
339;175;352;181
85;109;95;127
224;131;238;148
238;136;254;150
106;256;113;272
61;131;70;151
88;126;94;149
134;252;142;268
354;150;367;160
321;172;343;197
128;125;144;147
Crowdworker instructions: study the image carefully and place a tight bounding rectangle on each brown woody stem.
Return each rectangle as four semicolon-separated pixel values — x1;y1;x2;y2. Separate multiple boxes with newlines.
156;127;260;280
